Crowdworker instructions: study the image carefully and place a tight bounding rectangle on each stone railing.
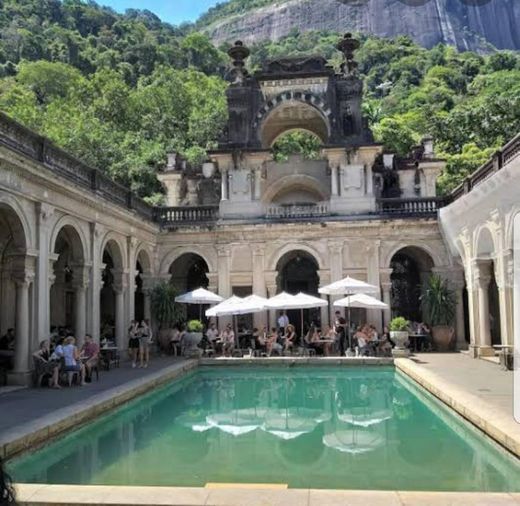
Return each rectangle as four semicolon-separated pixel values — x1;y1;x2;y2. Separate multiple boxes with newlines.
154;206;219;227
0;112;155;222
451;133;520;201
376;197;449;217
265;202;331;219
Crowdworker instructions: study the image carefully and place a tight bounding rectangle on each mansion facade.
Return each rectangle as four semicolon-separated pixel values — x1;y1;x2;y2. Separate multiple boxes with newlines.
0;35;518;385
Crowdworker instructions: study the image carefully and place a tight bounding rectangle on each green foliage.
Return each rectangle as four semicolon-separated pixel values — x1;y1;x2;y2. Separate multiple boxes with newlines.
389;317;410;332
187;319;204;333
0;1;518;200
272;131;322;162
151;282;183;329
420;275;457;327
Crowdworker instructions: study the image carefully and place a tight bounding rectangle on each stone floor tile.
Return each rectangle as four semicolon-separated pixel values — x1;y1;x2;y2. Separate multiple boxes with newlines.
205;487;309;506
308;489;402;506
398;491;517;506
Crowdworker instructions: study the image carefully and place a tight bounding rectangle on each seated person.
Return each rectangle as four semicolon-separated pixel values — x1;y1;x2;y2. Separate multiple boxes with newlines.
354;326;369;356
81;334;99;381
0;328;15;351
283;324;297;353
206;323;219;345
58;336;87;386
305;324;322;354
418;322;433;351
320;324;336;356
33;340;60;389
221;324;235;356
378;325;394;355
254;326;267;354
266;328;282;356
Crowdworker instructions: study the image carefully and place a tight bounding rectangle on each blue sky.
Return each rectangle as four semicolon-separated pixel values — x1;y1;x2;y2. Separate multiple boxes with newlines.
101;0;221;25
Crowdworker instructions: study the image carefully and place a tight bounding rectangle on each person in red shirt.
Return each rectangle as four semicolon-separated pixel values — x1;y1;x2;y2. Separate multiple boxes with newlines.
81;334;99;382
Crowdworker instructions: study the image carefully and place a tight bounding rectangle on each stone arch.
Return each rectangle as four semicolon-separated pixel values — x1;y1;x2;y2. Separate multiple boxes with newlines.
474;225;497;260
262;174;329;205
160;246;217;276
135;245;153;275
257;95;331;148
0;194;33;251
50;216;88;263
505;207;520;251
100;233;126;270
382;242;442;270
268;243;325;272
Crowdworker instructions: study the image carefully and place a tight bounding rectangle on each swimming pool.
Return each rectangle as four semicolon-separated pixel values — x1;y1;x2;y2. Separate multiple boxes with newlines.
8;366;520;491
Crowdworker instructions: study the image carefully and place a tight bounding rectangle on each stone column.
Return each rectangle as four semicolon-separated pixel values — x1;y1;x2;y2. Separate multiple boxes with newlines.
494;249;514;347
254;168;262;201
217;245;232;327
221;170;229;201
380;268;393;327
265;272;278;330
141;275;154;323
328;241;343;322
112;270;128;351
35;203;54;340
318;269;331;327
127;237;137;325
13;270;34;383
366;241;381;326
451;272;468;351
73;265;90;347
90;223;103;341
475;261;493;356
331;165;339;197
252;244;267;328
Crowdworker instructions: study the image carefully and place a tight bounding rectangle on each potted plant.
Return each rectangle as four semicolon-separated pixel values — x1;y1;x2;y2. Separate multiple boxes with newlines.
184;319;204;356
420;275;456;351
389;316;410;357
151;282;184;352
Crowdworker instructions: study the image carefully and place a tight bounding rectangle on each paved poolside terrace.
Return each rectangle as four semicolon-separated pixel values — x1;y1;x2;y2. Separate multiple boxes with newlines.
2;354;520;506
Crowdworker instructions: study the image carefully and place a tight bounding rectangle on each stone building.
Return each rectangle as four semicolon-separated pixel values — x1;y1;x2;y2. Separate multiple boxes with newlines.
0;34;517;385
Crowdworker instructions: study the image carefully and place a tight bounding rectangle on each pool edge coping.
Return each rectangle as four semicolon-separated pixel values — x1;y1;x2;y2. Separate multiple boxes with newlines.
395;357;520;459
13;484;520;506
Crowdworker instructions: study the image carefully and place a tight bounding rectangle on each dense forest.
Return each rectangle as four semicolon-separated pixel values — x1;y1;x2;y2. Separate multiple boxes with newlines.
0;0;519;202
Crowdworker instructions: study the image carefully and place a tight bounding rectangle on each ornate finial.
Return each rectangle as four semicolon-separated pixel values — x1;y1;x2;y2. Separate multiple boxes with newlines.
228;40;250;84
336;33;360;75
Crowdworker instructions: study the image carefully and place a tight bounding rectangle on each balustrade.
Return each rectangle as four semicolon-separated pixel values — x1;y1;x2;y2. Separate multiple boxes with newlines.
265;202;331;219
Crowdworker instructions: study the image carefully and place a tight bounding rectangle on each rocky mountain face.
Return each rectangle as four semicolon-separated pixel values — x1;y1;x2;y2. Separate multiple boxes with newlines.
205;0;520;52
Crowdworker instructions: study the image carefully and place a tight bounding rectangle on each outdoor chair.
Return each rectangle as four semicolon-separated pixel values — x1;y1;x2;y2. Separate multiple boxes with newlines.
32;356;51;387
58;358;79;387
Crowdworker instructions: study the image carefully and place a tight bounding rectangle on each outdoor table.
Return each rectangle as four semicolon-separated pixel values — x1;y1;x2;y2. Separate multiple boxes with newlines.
99;346;119;370
409;334;427;352
493;345;514;370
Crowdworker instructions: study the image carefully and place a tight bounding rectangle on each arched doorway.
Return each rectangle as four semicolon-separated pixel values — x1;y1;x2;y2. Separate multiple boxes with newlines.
276;250;320;335
169;253;209;321
390;247;434;322
100;239;124;346
0;203;30;380
50;225;86;338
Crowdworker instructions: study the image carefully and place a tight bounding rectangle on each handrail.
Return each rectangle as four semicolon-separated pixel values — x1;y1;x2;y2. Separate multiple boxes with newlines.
376;197;449;216
0;112;155;221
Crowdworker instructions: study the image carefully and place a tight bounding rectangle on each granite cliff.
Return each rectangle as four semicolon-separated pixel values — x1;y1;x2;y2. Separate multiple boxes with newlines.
203;0;520;52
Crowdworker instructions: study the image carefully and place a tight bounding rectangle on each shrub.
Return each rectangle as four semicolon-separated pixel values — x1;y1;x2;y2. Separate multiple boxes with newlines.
187;319;204;332
389;317;410;332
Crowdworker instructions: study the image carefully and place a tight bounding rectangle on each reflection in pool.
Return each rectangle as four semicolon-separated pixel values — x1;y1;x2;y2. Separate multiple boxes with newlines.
8;367;520;491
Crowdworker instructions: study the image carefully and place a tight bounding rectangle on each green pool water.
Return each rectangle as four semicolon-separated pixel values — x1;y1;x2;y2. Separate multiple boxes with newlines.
8;366;520;491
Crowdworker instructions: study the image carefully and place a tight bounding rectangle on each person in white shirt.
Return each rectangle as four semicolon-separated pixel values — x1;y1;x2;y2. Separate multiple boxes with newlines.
206;323;219;343
277;311;289;333
58;336;86;386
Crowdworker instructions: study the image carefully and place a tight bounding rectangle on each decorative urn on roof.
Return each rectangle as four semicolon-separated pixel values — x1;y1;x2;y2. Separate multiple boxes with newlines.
228;40;250;84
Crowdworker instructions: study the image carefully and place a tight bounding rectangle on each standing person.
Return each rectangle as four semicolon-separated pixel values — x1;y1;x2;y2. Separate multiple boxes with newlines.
138;320;151;368
128;321;139;368
60;336;87;386
334;311;347;356
81;334;99;381
277;311;289;334
0;329;14;351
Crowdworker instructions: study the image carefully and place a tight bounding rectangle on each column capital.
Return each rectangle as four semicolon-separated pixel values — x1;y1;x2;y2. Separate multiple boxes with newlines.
12;270;35;287
36;202;55;224
328;240;343;255
252;244;266;257
112;269;129;294
72;264;91;290
379;268;393;286
217;245;232;257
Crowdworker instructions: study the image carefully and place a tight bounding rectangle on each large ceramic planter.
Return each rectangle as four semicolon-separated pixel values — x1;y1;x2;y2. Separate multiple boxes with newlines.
432;325;454;351
202;162;216;179
390;331;409;358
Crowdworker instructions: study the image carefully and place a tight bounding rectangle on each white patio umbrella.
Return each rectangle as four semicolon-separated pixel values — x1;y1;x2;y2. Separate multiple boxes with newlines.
293;292;328;338
334;293;388;310
265;292;298;310
205;295;244;317
319;277;379;352
175;287;224;320
231;294;269;316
